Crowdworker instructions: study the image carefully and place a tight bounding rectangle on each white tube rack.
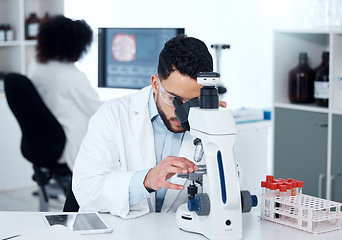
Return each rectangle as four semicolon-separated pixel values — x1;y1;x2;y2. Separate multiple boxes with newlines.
260;194;342;234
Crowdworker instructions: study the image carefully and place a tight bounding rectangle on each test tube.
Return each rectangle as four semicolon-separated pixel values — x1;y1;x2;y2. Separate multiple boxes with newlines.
274;182;282;208
266;175;274;182
264;181;271;208
279;185;287;198
291;181;297;196
275;179;285;198
279;185;288;221
270;183;278;198
286;182;292;197
274;179;283;188
297;181;304;195
261;181;267;195
270;183;279;213
266;181;271;197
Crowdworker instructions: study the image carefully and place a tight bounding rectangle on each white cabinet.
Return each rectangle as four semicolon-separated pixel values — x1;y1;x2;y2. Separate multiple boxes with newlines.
0;0;64;74
273;30;342;202
235;121;272;196
0;0;63;191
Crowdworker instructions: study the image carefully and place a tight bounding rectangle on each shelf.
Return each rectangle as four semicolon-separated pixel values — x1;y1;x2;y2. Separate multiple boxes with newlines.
332;109;342;115
274;103;329;114
275;28;342;34
24;40;37;46
274;103;342;116
0;40;37;47
0;41;21;47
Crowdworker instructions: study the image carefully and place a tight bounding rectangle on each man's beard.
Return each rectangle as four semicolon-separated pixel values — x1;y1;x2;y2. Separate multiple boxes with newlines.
156;96;185;133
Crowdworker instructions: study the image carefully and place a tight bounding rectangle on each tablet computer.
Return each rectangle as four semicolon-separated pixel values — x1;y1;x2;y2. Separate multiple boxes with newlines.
42;212;113;235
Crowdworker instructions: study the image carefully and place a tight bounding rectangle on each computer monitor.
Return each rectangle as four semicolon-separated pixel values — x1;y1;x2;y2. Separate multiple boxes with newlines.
98;28;185;89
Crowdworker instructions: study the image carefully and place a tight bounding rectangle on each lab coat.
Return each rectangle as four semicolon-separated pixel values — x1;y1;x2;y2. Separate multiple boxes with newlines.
28;60;102;170
73;86;196;219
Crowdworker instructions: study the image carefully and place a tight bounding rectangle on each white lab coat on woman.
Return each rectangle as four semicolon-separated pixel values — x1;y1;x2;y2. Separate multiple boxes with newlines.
72;86;198;219
28;60;103;170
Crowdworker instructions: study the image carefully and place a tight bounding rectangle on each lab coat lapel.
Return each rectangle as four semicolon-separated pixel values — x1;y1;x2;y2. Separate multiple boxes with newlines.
161;132;195;213
130;86;156;171
129;86;156;212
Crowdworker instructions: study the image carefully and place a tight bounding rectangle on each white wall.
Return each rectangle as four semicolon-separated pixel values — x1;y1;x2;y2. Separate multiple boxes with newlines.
65;0;342;108
2;0;340;191
64;0;280;109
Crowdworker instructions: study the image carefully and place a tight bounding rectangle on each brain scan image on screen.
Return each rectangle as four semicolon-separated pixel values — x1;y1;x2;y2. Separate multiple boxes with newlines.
98;28;184;89
112;34;137;62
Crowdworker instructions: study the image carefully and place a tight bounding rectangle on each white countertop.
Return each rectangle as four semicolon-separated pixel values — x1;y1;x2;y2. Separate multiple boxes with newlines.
0;208;341;240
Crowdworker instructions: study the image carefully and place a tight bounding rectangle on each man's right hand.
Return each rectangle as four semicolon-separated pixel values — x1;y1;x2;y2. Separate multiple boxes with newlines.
143;156;198;191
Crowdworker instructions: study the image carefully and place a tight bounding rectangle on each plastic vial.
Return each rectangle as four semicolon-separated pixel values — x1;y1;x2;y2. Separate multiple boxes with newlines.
265;182;271;208
270;183;278;198
279;185;287;198
266;182;271;197
269;183;277;214
266;175;274;182
291;181;298;196
274;179;282;186
279;185;288;221
261;181;267;195
297;181;304;195
286;183;293;197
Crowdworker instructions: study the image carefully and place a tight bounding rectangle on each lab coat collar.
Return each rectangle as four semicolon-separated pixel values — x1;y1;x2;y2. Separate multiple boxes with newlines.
129;86;152;114
129;85;156;176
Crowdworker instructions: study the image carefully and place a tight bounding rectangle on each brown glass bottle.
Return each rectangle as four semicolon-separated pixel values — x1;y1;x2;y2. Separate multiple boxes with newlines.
314;61;329;107
314;52;329;73
0;25;5;42
25;13;40;40
288;52;315;103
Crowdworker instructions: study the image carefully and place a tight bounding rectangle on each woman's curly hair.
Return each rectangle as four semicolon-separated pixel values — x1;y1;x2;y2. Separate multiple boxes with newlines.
36;15;93;63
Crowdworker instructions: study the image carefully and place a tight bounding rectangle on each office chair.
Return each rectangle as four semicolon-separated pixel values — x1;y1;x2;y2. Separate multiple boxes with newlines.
4;73;71;211
63;180;80;212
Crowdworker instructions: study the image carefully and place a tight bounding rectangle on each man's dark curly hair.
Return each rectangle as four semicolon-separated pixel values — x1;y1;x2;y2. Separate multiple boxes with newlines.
36;15;93;63
157;35;213;80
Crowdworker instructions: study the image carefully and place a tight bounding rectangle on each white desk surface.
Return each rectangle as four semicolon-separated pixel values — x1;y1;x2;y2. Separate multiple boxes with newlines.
0;208;341;240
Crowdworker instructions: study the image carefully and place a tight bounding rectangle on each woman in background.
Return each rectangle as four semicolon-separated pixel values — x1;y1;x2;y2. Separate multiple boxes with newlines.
28;16;103;171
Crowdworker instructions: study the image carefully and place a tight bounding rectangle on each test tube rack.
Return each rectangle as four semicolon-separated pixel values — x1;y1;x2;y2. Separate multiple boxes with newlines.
260;194;342;234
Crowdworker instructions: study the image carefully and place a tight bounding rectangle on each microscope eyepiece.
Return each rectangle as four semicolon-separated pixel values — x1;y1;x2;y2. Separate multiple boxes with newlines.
197;72;220;109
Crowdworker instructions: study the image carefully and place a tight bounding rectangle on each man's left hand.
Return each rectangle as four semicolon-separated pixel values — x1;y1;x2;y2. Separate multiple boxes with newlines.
219;101;227;108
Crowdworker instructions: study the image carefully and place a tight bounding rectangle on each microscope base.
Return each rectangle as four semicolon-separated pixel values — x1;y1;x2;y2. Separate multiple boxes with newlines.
176;204;242;240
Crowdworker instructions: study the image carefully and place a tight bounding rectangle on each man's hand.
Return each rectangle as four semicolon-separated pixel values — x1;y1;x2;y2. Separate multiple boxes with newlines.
219;101;227;108
144;156;198;191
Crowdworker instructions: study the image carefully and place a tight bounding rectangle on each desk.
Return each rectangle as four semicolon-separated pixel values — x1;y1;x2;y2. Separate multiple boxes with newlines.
0;209;341;240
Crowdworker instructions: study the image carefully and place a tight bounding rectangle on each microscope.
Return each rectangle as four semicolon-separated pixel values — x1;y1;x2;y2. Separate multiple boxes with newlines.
173;72;257;240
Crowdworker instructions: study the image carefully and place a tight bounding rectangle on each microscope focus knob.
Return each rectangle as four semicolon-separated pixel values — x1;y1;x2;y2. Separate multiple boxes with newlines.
195;193;210;216
240;190;258;213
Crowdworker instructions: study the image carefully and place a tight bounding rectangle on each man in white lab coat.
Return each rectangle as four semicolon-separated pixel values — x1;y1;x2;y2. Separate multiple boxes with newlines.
73;35;226;219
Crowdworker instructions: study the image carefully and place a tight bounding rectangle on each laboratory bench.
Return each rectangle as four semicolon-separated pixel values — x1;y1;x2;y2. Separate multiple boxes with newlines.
0;208;341;240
